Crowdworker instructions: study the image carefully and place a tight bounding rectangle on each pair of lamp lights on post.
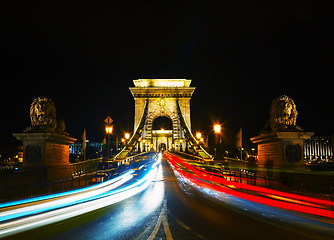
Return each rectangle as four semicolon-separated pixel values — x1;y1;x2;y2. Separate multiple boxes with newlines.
194;124;221;145
121;133;130;144
105;126;113;134
105;126;113;159
195;132;204;144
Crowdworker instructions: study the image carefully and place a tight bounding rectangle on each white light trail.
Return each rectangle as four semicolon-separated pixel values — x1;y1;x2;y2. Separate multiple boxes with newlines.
1;174;133;222
0;159;160;238
0;170;134;209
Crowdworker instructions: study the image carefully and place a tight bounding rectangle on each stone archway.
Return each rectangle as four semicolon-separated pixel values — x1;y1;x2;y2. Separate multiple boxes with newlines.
151;116;174;151
158;143;167;152
130;79;193;152
145;108;183;141
113;79;212;159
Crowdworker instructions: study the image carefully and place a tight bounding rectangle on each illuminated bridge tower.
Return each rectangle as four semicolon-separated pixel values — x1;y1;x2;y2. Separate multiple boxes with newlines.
114;79;212;160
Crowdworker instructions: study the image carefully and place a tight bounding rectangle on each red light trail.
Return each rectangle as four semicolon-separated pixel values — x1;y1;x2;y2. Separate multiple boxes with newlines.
164;152;334;220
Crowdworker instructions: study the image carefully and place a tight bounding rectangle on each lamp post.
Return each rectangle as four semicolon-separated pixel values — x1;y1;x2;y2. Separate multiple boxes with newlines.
143;139;146;152
196;132;202;141
104;116;113;160
214;125;221;136
124;133;130;143
138;138;141;153
105;125;113;160
213;124;223;160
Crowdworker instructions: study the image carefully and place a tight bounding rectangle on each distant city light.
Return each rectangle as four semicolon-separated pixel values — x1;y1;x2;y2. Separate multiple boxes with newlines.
196;132;201;139
124;133;130;140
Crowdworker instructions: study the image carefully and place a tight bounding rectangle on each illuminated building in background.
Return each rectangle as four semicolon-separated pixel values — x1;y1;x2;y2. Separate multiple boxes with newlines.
0;144;23;163
69;141;103;159
304;136;333;161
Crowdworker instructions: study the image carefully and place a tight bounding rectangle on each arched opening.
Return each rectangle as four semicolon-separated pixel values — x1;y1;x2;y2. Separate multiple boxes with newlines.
159;143;167;152
151;116;173;152
152;116;173;130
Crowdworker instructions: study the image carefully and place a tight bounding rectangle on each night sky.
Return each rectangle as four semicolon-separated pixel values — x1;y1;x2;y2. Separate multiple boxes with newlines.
1;1;333;144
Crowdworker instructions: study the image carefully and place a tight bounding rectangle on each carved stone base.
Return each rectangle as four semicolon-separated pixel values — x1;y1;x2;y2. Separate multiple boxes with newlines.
13;132;76;181
251;131;313;179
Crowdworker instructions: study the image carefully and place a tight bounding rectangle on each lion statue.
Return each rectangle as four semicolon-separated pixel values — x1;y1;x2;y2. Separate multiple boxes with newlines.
25;96;68;135
261;95;302;133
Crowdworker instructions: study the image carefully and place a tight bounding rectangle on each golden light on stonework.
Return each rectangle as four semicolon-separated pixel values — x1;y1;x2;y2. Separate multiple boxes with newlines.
157;128;167;134
133;79;192;88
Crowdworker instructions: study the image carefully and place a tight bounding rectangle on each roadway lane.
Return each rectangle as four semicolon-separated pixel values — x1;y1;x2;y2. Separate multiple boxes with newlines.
3;156;333;240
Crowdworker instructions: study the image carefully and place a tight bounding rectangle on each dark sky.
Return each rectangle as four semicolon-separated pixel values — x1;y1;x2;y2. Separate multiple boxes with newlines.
1;0;333;144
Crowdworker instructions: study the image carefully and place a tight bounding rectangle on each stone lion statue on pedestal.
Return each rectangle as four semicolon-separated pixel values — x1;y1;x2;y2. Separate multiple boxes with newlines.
25;96;68;135
261;95;302;133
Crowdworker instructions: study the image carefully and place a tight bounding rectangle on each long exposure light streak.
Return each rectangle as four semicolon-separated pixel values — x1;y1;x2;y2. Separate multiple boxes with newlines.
0;171;134;222
0;158;160;238
186;162;332;207
0;170;135;209
164;152;334;220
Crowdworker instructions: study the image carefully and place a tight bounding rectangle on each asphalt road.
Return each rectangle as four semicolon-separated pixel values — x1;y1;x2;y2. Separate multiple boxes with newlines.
3;157;332;240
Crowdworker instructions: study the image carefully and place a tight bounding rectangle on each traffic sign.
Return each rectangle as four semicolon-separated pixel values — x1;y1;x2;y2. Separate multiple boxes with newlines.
104;116;113;125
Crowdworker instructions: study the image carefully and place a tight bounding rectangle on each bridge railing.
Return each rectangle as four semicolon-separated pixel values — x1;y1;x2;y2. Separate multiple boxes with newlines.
70;158;102;176
113;151;156;167
224;157;248;171
0;169;113;202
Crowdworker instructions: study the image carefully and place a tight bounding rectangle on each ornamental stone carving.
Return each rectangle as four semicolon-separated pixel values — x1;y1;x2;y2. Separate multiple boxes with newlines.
25;96;68;135
261;95;302;134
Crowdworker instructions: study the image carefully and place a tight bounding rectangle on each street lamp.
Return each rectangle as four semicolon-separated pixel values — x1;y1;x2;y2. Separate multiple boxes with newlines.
196;132;205;147
143;139;146;152
213;124;223;160
213;124;221;134
251;148;256;157
137;137;141;153
124;133;130;140
123;132;130;147
105;126;113;134
105;125;113;159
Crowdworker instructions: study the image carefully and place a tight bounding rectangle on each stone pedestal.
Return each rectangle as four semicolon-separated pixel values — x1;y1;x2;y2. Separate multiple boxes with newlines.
13;132;76;181
251;131;313;179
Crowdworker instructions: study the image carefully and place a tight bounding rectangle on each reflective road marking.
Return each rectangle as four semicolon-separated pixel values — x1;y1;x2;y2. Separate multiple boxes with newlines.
147;200;173;240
